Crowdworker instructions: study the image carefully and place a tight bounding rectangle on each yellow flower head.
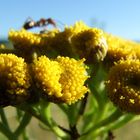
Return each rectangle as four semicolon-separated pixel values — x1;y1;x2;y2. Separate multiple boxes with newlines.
103;34;136;69
39;29;60;50
47;29;74;56
9;29;42;51
32;56;63;98
45;21;89;56
71;28;108;63
8;21;97;58
32;56;89;104
106;59;140;113
0;54;30;106
65;21;89;34
132;43;140;60
8;28;60;62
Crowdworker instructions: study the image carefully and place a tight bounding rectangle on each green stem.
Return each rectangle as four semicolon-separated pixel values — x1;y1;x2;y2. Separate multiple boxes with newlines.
41;102;69;139
68;94;88;127
17;104;41;121
22;130;30;140
0;122;16;140
82;108;123;136
108;113;134;130
17;103;69;139
89;114;134;139
78;93;88;117
65;103;80;126
0;108;10;129
58;97;88;140
0;108;17;140
14;112;32;138
87;78;102;107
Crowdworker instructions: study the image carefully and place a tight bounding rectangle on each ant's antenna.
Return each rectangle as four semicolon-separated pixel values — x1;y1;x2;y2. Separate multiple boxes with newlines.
54;19;66;30
24;17;34;23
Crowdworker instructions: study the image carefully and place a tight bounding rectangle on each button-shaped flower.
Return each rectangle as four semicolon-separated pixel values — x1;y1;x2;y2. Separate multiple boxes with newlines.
106;59;140;113
32;56;63;98
9;29;42;51
0;54;31;106
104;34;136;70
32;56;89;104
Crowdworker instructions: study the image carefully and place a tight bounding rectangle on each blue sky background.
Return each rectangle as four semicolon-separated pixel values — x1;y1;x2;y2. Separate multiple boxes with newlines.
1;0;140;40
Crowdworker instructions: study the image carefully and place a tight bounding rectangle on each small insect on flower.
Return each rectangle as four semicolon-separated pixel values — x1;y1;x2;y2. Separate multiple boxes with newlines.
22;17;57;32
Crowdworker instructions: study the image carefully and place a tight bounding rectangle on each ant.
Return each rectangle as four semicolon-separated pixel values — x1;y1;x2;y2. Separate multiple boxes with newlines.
22;17;57;30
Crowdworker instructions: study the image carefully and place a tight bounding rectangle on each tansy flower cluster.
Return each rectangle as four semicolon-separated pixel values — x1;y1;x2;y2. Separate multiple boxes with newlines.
0;53;89;106
9;21;108;62
2;22;97;106
3;20;140;114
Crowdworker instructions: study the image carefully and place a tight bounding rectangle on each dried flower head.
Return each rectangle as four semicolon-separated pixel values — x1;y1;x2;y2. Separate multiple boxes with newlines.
0;54;31;106
106;59;140;113
32;56;89;104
